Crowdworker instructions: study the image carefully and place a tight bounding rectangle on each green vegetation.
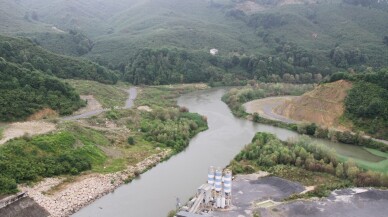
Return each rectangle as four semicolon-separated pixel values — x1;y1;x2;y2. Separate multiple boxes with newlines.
0;35;118;84
0;58;85;121
19;30;94;56
331;69;388;140
222;82;313;117
65;79;130;108
0;123;108;195
338;148;388;173
230;133;388;198
137;109;208;152
135;84;208;109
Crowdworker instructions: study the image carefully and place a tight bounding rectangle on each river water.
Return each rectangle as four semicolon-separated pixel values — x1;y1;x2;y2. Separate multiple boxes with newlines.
72;88;382;217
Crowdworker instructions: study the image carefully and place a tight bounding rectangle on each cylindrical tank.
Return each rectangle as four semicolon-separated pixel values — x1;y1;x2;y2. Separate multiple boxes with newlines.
216;197;221;208
215;168;222;192
207;166;215;185
223;169;232;194
221;197;226;209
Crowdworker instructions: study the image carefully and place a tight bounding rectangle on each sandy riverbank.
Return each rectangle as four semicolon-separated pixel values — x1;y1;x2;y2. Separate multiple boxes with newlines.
20;150;171;217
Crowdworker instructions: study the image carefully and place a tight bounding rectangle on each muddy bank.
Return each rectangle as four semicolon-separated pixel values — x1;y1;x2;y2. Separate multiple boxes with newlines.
20;150;171;217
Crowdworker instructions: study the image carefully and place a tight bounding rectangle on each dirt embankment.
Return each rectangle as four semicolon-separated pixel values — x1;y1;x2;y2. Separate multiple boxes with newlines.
274;80;352;128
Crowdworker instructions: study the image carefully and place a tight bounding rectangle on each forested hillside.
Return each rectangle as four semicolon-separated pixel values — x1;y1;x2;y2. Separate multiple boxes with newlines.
0;34;119;121
331;69;388;139
0;58;85;121
1;0;387;85
0;35;118;84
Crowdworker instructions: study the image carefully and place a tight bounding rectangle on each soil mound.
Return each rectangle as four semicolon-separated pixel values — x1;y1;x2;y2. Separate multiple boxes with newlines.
274;80;352;128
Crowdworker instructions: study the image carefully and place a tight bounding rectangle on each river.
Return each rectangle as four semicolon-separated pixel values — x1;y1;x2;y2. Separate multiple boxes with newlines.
72;88;383;217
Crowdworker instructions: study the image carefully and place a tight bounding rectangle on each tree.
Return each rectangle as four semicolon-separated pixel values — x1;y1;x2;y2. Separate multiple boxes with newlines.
336;163;345;178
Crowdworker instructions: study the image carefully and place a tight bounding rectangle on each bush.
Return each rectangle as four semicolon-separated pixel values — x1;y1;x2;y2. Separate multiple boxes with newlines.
0;176;18;195
127;136;135;145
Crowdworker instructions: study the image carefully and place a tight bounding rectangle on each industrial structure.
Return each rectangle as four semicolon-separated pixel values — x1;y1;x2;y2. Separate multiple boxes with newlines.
177;167;232;217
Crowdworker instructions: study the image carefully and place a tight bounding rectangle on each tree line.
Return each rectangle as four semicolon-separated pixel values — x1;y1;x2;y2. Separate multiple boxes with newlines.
121;48;325;85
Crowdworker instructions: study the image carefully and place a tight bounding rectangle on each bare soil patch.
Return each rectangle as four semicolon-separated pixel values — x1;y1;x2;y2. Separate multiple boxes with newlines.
0;121;56;145
27;108;58;121
73;95;103;115
243;96;299;123
274;80;352;128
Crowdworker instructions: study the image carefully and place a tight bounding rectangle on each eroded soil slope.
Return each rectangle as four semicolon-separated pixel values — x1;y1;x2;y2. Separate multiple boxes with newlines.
274;80;352;128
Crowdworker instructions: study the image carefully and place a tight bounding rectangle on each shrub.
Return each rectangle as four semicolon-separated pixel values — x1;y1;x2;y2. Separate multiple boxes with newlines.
127;136;135;145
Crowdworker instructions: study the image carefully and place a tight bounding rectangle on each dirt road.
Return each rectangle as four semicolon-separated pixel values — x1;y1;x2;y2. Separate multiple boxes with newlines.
243;96;299;124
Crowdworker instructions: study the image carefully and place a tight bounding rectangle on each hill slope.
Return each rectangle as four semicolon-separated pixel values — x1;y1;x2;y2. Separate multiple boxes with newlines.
275;80;352;128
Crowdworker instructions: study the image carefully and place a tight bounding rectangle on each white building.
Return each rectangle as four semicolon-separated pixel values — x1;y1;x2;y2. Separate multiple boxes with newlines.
210;48;219;56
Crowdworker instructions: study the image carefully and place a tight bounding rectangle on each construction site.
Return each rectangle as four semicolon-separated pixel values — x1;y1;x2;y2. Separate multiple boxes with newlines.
176;167;232;217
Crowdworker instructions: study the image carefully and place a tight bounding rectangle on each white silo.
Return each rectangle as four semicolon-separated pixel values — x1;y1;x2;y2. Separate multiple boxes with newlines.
223;169;232;194
207;166;215;186
214;168;222;192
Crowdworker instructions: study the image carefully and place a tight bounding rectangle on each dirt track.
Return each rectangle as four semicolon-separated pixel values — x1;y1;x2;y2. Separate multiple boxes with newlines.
243;96;299;124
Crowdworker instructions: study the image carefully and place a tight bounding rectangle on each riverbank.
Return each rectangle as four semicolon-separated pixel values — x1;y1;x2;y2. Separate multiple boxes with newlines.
20;149;171;217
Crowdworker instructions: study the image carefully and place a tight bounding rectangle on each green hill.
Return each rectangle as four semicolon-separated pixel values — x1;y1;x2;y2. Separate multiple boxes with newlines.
1;0;388;85
0;58;85;121
0;34;120;121
0;35;118;84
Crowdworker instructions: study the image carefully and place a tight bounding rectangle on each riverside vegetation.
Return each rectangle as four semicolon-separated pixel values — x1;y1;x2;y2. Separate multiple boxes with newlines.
230;133;388;199
222;77;388;171
0;84;208;196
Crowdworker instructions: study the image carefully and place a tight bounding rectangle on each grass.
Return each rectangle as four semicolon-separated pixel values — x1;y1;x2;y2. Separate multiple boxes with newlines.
135;84;208;108
338;148;388;173
65;79;131;108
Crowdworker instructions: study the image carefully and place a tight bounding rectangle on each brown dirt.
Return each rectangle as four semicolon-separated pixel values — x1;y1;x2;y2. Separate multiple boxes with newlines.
274;80;352;128
243;96;299;123
27;108;58;121
73;95;103;115
0;121;56;145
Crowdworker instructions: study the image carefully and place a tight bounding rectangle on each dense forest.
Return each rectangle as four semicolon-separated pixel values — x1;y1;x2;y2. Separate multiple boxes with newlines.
0;35;118;84
123;48;325;85
0;58;85;121
0;35;120;121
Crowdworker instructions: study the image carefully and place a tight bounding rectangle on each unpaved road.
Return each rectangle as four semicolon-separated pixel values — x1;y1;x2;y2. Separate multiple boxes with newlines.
63;87;137;121
243;96;299;124
0;88;137;144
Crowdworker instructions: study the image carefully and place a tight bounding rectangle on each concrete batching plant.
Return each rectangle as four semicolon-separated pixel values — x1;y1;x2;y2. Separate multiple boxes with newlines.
177;166;232;216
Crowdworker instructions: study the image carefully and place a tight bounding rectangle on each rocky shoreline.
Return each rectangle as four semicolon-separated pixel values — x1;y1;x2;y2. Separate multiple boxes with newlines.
20;150;171;217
